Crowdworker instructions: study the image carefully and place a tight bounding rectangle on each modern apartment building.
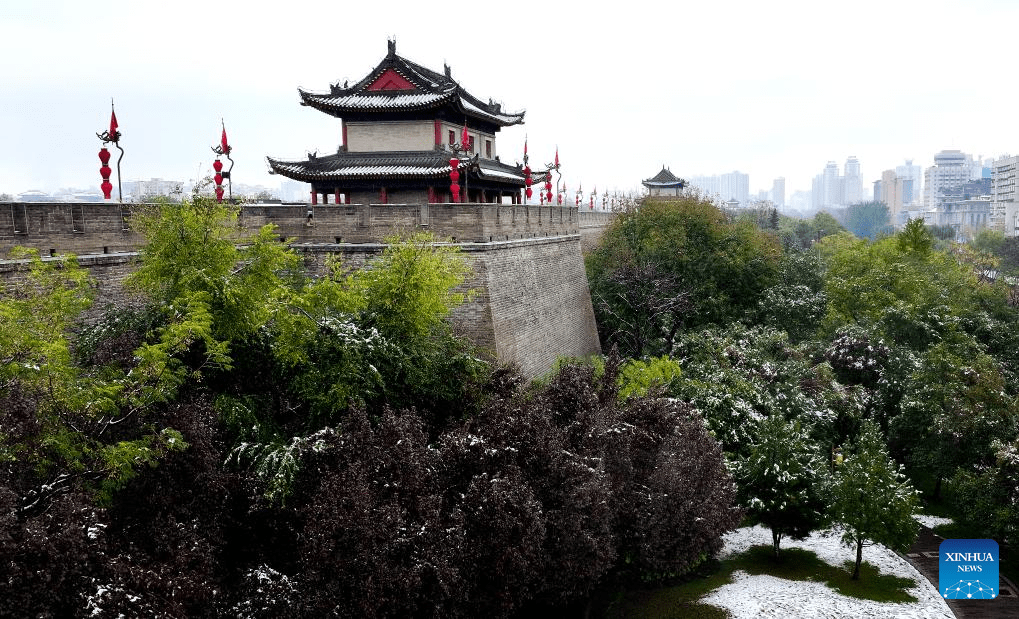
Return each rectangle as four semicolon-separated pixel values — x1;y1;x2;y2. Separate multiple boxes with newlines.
991;155;1019;236
924;150;978;211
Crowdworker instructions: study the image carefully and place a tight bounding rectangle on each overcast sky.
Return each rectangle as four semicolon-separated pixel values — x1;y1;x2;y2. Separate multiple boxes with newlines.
4;0;1018;201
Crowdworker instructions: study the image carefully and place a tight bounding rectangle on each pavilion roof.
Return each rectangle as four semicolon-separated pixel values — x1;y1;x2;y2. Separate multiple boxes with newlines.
267;150;527;185
642;166;687;187
298;40;525;127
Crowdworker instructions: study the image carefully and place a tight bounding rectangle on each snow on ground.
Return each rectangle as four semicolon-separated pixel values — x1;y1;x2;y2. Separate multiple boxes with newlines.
701;524;954;619
914;515;953;530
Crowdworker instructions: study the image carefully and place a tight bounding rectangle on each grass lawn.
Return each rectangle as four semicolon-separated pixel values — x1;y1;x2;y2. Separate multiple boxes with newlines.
600;543;918;618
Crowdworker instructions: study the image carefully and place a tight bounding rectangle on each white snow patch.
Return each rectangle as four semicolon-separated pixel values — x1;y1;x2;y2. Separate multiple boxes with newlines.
704;525;953;619
914;514;953;529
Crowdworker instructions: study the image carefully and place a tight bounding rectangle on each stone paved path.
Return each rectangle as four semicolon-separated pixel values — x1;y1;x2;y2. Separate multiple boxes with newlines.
902;527;1019;619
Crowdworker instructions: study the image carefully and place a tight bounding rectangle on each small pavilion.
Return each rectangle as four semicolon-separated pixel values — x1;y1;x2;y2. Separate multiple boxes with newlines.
642;166;687;197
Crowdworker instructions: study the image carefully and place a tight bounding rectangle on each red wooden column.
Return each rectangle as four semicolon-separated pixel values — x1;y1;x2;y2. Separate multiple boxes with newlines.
310;191;318;205
334;188;341;204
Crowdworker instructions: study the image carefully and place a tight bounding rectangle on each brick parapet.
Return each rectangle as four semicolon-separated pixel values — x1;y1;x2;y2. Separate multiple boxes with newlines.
1;202;613;257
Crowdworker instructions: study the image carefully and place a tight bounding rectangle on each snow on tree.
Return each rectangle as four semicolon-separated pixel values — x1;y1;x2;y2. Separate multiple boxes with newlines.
828;420;919;580
734;415;829;559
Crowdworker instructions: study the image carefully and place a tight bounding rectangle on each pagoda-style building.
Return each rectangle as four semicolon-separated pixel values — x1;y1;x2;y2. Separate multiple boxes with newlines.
642;166;687;197
268;40;530;205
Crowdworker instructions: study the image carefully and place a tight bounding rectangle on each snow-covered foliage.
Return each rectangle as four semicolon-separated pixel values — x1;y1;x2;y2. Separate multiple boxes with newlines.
828;421;920;579
734;415;829;557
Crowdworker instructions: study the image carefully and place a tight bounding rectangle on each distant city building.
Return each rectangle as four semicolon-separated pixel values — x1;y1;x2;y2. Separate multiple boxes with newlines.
17;190;52;202
823;161;840;207
279;179;307;202
125;178;184;201
991;155;1019;237
843;156;863;205
878;169;913;226
924;192;992;240
924;150;980;211
789;190;811;212
771;177;785;208
690;170;750;206
895;159;922;205
810;158;862;209
642;166;687;197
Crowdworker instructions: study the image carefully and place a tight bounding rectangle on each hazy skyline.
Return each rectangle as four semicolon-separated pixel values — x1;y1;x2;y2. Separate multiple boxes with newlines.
4;0;1019;201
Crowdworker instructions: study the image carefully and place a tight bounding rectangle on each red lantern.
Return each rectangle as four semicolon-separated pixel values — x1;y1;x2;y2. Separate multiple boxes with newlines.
545;176;552;204
99;147;113;199
449;158;460;203
213;158;224;203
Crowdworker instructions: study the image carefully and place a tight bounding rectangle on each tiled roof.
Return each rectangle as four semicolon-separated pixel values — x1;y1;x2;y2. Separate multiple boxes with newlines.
268;150;526;184
643;166;686;186
299;41;524;127
299;90;453;112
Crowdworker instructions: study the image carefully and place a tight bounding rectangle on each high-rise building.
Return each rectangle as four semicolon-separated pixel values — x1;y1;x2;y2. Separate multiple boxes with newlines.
895;159;922;206
991;155;1019;236
690;171;750;206
879;169;910;224
771;177;785;208
843;157;863;204
924;150;977;211
823;161;841;207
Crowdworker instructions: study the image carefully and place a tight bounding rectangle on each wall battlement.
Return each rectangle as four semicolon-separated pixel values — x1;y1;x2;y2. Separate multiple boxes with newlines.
0;201;614;257
0;202;615;378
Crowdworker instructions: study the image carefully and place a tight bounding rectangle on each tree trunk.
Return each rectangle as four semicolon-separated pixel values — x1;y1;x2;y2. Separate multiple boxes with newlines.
933;476;942;501
773;529;782;560
852;539;863;580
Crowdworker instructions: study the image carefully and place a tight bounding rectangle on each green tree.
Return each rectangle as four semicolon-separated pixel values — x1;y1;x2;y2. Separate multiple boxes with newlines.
126;195;300;399
896;218;933;257
948;436;1019;543
226;232;487;501
829;421;919;580
735;415;829;559
755;250;828;342
889;341;1017;499
586;196;782;357
841;201;890;240
0;248;187;510
821;230;984;350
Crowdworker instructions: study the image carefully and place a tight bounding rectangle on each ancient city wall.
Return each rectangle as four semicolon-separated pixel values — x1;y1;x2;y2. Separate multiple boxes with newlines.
0;202;613;377
0;202;613;257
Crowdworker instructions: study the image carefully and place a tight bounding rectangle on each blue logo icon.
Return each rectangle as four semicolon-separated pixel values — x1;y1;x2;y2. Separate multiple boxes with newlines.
939;539;999;600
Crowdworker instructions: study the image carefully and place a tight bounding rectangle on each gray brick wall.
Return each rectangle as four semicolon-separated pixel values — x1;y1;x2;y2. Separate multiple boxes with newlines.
0;202;612;377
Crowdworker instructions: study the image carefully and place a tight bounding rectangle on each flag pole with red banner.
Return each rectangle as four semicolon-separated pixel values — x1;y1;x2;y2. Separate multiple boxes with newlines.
212;119;233;203
97;100;124;203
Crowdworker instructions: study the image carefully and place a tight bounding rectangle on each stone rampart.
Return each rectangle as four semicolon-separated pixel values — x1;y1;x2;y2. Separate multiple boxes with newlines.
0;202;614;377
0;202;613;257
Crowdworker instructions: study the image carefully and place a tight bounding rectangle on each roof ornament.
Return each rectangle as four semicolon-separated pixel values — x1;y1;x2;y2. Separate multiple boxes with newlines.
387;39;396;58
544;147;562;206
96;99;124;202
211;119;233;203
444;63;451;79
